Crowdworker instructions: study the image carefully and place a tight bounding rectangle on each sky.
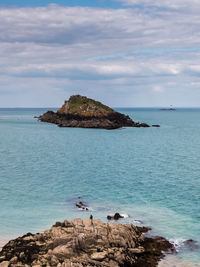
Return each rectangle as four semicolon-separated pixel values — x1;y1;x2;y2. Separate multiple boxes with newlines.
0;0;200;107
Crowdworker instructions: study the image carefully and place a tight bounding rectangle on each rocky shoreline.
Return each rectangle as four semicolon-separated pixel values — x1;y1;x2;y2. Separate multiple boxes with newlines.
39;95;151;129
0;218;174;267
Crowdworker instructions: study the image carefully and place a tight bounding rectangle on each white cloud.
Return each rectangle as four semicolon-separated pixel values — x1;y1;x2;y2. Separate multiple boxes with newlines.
152;85;164;93
116;0;200;10
189;65;200;73
0;5;200;106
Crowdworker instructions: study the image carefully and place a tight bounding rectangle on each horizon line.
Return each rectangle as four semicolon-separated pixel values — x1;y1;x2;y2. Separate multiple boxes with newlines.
0;106;200;109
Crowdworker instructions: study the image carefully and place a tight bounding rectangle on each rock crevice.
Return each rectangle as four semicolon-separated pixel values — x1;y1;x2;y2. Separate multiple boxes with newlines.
0;219;174;267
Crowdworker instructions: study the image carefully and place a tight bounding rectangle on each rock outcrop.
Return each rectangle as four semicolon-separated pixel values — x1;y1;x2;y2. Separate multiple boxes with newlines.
39;95;150;129
75;201;89;211
0;218;174;267
107;213;124;220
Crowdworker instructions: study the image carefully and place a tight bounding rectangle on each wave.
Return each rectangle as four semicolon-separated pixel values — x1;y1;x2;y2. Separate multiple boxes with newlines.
169;238;186;252
169;238;199;252
121;213;129;219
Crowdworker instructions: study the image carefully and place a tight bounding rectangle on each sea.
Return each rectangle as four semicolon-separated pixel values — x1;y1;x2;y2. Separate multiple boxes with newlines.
0;108;200;266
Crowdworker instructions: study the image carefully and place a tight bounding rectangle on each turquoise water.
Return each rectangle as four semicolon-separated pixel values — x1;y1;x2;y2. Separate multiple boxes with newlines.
0;108;200;265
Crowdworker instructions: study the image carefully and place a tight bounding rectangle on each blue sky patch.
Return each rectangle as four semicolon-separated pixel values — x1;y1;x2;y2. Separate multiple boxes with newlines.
0;0;122;8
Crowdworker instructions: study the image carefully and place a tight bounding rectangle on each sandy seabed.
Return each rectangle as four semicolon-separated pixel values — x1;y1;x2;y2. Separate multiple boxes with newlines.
159;255;200;267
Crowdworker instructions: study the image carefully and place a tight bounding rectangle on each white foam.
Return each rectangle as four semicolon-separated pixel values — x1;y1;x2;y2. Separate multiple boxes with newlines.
77;205;93;211
86;206;93;211
132;219;143;224
121;213;129;218
169;238;186;252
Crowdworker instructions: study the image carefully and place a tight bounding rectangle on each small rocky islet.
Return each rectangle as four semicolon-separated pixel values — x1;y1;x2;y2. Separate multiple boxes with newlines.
39;95;157;129
0;218;174;267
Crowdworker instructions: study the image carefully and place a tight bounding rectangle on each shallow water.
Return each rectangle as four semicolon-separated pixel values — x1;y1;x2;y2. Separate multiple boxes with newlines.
0;108;200;265
159;255;200;267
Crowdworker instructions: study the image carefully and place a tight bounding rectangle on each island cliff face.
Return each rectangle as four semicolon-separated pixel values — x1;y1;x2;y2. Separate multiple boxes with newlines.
0;219;174;267
39;95;149;129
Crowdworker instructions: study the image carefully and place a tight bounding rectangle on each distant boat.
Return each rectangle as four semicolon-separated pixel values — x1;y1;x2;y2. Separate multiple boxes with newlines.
160;105;176;111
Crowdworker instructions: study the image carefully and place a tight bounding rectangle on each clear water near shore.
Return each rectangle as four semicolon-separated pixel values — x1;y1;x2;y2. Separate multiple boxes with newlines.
0;108;200;266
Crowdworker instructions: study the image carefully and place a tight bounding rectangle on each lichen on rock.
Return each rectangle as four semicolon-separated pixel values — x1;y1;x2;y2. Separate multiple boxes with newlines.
57;95;114;117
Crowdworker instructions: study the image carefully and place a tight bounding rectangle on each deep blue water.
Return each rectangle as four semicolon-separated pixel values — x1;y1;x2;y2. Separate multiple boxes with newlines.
0;108;200;265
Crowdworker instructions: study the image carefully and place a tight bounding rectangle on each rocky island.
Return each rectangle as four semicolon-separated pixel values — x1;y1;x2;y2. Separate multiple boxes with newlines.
0;218;174;267
39;95;150;129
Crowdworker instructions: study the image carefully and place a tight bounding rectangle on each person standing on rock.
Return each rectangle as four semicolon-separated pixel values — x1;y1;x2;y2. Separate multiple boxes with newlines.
90;214;93;226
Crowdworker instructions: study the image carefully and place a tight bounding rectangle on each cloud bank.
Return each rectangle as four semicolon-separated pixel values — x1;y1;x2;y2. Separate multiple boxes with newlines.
116;0;200;10
0;4;200;107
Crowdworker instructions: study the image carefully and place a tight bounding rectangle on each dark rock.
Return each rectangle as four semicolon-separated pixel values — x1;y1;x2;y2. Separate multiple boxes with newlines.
133;236;175;267
136;226;152;233
54;221;63;227
107;212;124;220
39;95;150;129
76;201;89;211
114;212;124;220
160;108;176;111
134;122;150;127
152;124;160;127
0;233;40;265
183;239;199;251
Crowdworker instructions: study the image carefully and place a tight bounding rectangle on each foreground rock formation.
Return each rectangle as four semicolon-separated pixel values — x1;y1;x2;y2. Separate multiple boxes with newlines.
39;95;150;129
0;218;174;267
